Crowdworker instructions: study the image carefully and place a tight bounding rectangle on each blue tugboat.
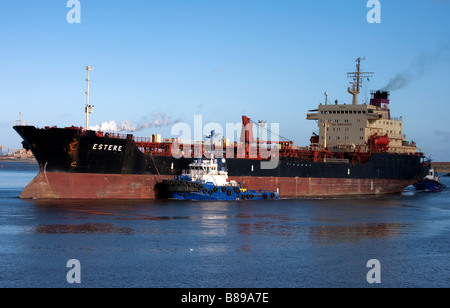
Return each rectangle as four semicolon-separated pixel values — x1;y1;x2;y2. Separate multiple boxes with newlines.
160;158;279;201
413;169;446;192
160;130;279;201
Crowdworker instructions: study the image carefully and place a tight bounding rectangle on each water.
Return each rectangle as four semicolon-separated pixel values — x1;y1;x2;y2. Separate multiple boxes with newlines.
1;161;450;288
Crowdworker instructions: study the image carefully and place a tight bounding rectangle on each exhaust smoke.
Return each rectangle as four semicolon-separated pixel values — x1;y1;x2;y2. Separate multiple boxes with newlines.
91;112;180;132
382;46;449;91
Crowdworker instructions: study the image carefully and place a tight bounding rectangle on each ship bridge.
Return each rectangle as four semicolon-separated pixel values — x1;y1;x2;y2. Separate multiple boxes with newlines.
307;59;418;155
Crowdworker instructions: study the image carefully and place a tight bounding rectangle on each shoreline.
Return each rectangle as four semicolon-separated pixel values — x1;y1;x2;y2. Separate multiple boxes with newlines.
0;158;37;164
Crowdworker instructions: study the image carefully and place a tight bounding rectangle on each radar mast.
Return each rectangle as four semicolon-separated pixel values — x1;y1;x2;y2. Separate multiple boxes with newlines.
347;57;373;105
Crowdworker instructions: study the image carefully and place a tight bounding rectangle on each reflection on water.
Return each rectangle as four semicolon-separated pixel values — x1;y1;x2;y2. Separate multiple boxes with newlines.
236;220;409;245
35;223;134;235
23;197;430;246
27;199;198;221
308;223;408;244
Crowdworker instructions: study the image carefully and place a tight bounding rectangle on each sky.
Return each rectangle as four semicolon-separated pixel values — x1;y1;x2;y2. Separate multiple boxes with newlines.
1;0;450;161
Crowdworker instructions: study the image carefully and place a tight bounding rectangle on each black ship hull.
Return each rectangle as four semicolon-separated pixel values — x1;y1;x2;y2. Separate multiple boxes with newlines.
14;125;428;199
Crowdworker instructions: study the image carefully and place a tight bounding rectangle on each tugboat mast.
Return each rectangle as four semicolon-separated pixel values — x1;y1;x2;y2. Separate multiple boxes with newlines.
347;57;373;105
85;66;94;130
205;129;220;159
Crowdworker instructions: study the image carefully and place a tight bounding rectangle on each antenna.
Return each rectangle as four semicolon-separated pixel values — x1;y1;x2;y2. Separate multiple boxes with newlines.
347;57;373;105
205;129;221;158
85;66;94;130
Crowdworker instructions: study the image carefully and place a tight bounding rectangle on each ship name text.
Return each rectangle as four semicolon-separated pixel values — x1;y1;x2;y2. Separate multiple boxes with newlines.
92;144;123;152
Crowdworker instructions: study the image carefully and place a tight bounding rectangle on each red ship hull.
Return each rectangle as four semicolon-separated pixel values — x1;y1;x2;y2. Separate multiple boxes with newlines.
14;123;428;200
20;171;415;199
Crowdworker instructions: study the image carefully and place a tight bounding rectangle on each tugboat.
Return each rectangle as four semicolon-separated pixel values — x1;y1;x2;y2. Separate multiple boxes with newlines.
159;131;279;201
413;168;446;192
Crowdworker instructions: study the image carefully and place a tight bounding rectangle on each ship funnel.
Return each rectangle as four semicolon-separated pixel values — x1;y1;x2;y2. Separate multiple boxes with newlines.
372;90;389;100
370;90;391;119
370;90;390;106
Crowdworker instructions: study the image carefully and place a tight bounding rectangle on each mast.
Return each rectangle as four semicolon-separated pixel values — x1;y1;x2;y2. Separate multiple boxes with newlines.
85;66;94;130
205;129;223;161
347;57;373;105
206;130;216;159
258;120;267;142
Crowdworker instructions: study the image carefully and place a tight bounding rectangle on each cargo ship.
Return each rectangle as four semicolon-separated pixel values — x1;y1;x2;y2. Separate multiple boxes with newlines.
13;59;429;199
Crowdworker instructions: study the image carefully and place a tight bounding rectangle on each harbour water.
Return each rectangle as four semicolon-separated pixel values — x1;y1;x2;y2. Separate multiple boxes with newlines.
1;161;449;288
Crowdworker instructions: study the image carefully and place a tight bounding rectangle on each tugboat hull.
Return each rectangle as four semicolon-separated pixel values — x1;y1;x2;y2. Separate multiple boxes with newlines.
413;180;446;192
159;178;279;201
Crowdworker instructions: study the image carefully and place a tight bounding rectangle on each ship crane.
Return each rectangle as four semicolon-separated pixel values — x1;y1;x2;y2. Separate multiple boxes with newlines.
249;119;292;143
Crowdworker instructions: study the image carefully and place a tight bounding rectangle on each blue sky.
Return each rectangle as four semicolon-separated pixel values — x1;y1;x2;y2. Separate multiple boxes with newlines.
1;0;450;161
